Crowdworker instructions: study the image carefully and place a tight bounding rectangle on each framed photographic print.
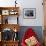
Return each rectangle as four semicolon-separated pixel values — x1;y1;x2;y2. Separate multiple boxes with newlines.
2;10;9;15
23;8;36;19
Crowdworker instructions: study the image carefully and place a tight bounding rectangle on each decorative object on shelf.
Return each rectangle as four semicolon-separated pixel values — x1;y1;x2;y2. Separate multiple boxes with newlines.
23;8;36;19
2;10;9;15
9;10;18;15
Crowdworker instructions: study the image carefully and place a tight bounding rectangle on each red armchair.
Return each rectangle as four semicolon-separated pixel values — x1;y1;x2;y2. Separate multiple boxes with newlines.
21;28;41;46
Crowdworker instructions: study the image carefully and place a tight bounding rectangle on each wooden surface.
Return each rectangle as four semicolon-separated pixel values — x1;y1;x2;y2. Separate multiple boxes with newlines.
0;41;19;46
0;41;2;46
0;7;20;46
3;41;18;46
0;24;20;32
44;0;46;26
44;0;46;45
44;28;46;46
0;7;19;10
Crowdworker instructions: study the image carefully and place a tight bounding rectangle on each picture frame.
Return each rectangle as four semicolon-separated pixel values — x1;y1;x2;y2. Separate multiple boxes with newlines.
23;8;36;19
2;10;9;15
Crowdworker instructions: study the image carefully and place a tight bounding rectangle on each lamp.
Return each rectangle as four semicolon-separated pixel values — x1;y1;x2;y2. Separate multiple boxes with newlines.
15;0;17;7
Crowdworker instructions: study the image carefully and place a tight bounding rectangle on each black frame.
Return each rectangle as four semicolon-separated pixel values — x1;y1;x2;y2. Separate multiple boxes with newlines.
23;8;36;19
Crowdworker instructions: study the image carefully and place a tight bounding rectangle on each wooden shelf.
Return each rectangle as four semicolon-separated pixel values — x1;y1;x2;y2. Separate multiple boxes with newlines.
0;7;19;10
2;40;19;42
0;7;20;46
0;24;20;32
0;40;19;46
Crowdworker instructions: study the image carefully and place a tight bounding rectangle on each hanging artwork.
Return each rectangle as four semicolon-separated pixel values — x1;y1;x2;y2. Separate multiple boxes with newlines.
23;8;36;19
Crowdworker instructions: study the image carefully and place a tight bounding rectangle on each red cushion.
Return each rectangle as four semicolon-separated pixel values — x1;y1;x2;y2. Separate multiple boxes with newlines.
21;28;41;46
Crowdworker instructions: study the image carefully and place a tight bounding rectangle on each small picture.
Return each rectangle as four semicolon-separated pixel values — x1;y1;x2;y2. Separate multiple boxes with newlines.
23;8;36;19
2;10;9;15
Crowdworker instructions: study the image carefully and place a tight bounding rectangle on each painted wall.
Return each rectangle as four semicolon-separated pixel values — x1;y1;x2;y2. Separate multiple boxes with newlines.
18;0;44;26
0;0;44;26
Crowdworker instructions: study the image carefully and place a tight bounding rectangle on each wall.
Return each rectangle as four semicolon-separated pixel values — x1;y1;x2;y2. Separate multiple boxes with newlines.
0;0;44;26
18;0;44;26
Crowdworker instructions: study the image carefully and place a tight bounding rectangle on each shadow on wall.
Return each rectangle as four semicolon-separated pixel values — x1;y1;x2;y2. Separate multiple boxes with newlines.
18;26;44;44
